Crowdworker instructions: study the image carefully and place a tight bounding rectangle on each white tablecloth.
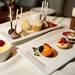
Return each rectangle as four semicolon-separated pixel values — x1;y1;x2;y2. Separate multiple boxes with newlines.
0;12;75;75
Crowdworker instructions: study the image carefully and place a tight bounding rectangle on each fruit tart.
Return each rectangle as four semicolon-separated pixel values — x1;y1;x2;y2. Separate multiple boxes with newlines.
57;37;71;49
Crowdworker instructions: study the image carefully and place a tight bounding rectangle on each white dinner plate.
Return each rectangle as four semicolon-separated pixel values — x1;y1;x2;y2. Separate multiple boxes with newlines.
31;7;56;15
17;30;75;75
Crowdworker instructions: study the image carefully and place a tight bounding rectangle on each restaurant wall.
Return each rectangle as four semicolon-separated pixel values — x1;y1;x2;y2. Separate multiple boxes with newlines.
48;0;64;16
17;0;40;7
63;0;75;17
17;0;75;17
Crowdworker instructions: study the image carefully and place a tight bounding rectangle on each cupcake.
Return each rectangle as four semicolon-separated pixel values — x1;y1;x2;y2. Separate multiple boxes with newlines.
32;20;42;31
22;20;31;32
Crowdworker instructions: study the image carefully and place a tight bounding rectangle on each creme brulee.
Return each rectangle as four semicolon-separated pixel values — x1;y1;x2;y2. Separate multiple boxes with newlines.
0;39;11;53
0;43;10;53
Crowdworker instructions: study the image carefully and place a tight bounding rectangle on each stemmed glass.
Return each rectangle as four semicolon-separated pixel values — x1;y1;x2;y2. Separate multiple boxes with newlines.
8;0;16;35
40;0;48;21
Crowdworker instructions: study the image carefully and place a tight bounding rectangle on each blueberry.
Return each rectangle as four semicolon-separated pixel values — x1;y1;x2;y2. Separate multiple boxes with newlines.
39;46;44;52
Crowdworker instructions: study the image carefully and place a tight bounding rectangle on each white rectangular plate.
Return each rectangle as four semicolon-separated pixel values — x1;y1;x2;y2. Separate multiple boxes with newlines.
0;16;63;44
18;31;75;75
3;25;62;43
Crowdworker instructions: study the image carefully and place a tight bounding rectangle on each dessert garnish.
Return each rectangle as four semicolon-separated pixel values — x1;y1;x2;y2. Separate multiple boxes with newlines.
41;20;48;29
32;43;57;57
0;40;5;47
63;31;71;36
57;37;71;49
32;47;40;56
8;24;20;39
8;23;15;35
10;31;20;39
47;22;57;28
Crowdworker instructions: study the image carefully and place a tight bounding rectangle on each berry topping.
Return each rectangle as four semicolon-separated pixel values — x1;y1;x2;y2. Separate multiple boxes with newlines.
47;22;57;28
39;46;44;52
0;40;5;46
63;31;71;36
58;37;68;44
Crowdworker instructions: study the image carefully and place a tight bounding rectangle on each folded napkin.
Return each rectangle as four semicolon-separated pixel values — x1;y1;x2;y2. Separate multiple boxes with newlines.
52;61;75;75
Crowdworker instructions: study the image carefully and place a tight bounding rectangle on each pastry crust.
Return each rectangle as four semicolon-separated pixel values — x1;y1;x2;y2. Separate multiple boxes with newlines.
57;42;70;49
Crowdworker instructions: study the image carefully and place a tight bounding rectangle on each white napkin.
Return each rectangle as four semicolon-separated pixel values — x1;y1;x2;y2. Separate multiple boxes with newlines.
52;61;75;75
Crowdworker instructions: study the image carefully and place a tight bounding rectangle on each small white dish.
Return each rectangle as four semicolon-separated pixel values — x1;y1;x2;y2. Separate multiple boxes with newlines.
0;34;12;62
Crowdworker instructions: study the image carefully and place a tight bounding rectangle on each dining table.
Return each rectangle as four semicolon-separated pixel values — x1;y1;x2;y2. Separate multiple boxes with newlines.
0;11;75;75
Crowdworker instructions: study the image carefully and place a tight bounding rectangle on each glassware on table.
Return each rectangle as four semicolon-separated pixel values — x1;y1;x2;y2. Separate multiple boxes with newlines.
40;0;48;21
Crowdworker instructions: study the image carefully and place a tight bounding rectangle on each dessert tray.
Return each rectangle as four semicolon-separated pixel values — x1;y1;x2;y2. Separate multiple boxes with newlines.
0;15;63;44
2;25;62;44
17;30;75;75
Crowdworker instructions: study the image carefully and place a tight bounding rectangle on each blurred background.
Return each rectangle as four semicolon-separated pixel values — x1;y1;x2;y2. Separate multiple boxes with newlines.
0;0;75;23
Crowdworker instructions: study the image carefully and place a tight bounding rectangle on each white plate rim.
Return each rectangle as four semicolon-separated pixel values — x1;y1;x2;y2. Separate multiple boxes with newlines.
17;31;75;75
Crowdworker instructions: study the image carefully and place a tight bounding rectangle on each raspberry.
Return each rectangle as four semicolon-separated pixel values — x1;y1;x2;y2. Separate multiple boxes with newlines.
0;40;5;46
39;46;44;52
